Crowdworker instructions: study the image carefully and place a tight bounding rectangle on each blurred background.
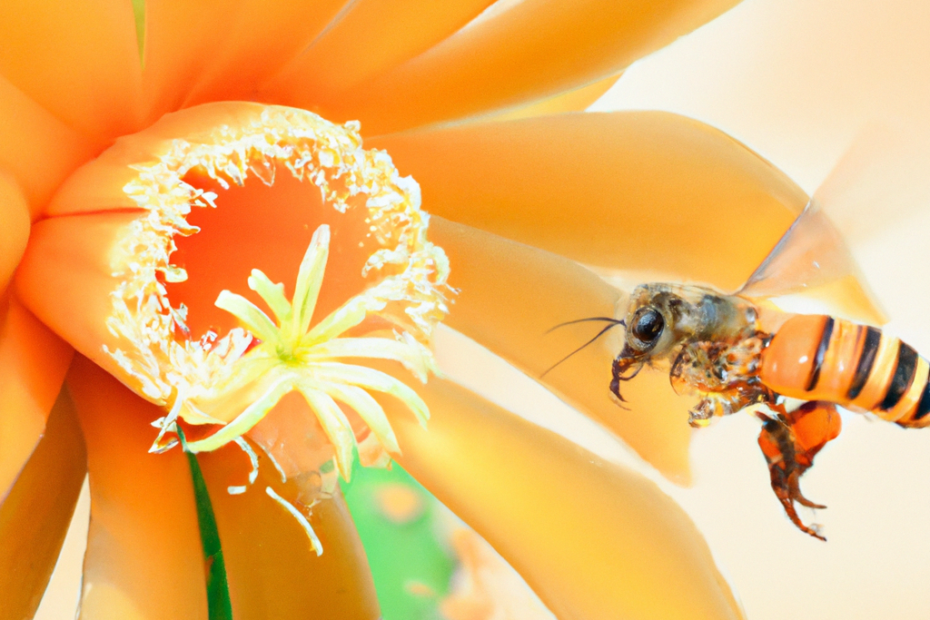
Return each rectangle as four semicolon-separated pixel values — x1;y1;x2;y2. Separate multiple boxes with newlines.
36;0;930;618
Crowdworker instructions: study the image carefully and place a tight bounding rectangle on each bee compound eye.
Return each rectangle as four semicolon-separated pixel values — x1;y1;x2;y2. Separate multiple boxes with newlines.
631;308;664;343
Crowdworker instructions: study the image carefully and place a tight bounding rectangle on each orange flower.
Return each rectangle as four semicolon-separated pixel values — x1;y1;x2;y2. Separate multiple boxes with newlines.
0;1;808;618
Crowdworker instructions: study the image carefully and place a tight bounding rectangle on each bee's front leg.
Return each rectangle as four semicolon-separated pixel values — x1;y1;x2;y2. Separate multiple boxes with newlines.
672;339;769;426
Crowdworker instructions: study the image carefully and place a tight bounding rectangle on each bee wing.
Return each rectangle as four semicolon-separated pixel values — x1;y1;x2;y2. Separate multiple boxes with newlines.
736;199;886;324
816;122;930;347
738;200;849;295
733;126;930;326
735;198;884;321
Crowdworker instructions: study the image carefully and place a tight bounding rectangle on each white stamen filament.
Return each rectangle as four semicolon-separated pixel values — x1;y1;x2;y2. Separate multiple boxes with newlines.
266;486;323;556
227;436;260;495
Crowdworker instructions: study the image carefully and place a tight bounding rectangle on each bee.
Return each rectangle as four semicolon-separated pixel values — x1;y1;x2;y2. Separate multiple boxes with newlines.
615;281;929;538
567;198;926;541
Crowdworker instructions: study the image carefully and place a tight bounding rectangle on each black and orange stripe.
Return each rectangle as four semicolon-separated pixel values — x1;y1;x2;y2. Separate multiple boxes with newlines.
759;315;930;428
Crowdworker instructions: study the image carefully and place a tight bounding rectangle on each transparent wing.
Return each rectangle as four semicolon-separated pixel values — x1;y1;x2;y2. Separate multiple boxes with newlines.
738;199;852;296
733;128;917;326
736;199;886;325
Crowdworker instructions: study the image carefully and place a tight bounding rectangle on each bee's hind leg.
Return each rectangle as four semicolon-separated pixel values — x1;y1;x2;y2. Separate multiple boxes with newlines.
767;465;827;540
756;401;842;541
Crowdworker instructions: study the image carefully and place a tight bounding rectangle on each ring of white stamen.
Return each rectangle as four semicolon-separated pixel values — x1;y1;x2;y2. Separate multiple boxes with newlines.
104;104;450;420
101;104;451;471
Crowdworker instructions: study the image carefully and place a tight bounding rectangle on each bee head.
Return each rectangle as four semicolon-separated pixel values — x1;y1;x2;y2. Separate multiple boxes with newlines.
611;283;734;403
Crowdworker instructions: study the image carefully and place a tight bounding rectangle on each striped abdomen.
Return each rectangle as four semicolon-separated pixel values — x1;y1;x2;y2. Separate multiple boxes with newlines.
760;315;930;428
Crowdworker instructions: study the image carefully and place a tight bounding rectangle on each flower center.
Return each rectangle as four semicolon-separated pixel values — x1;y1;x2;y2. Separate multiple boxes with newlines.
96;103;450;527
165;166;374;341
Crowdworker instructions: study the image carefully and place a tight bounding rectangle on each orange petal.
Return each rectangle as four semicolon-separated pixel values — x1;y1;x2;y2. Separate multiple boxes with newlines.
0;385;87;620
0;0;143;144
484;73;622;122
67;356;208;618
16;212;137;394
372;111;807;290
431;217;693;481
316;0;742;134
0;296;74;500
0;77;97;213
0;172;30;292
387;377;744;620
262;0;495;100
198;451;381;619
138;0;236;124
150;0;347;112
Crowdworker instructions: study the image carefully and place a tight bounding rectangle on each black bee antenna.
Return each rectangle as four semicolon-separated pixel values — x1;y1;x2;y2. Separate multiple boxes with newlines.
541;318;625;378
544;317;625;334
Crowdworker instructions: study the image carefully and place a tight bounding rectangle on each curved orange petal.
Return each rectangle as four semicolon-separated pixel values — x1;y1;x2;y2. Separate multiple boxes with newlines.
198;451;381;619
484;73;622;122
387;376;744;620
139;0;239;124
15;213;131;390
315;0;741;134
261;0;495;100
67;356;208;619
0;0;143;144
431;217;693;481
0;385;86;620
150;0;347;113
372;111;807;291
0;297;74;500
0;173;30;292
0;78;97;213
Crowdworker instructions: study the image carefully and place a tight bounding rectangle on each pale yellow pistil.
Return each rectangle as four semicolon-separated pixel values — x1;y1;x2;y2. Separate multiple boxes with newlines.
172;223;435;483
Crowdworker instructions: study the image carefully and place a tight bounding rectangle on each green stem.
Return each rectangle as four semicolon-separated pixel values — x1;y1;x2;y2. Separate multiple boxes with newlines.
178;427;233;620
130;0;145;67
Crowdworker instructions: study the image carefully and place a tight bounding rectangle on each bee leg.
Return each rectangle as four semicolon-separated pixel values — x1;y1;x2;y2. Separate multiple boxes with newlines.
689;382;770;427
756;401;841;541
767;464;827;541
687;398;716;427
790;472;827;510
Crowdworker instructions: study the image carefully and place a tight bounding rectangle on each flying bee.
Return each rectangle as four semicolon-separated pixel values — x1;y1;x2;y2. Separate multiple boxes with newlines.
554;173;926;541
613;273;929;540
